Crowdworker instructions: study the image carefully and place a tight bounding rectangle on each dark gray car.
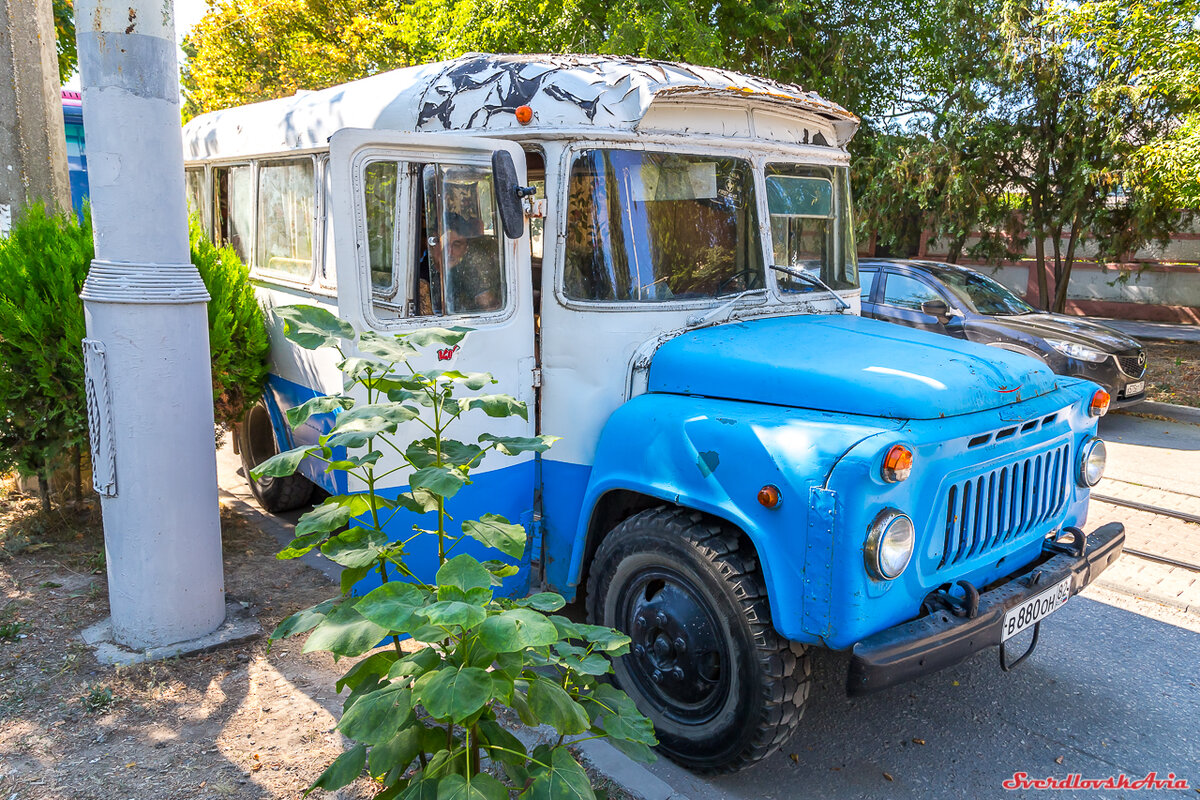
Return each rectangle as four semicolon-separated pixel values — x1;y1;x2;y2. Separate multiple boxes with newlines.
859;259;1147;407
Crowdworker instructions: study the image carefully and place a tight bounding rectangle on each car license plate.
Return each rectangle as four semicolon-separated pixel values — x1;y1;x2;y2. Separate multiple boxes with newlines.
1126;380;1144;396
1001;577;1071;641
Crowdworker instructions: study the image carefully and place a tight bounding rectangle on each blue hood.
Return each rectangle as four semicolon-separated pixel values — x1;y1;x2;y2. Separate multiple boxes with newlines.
647;315;1063;420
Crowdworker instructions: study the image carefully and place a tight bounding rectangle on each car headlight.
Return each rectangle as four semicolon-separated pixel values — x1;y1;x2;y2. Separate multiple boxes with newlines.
865;510;915;580
1046;338;1108;363
1079;437;1106;487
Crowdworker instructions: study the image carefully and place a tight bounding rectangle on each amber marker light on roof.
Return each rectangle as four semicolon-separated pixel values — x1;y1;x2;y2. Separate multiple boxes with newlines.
1090;388;1110;417
757;485;782;509
882;445;913;483
515;105;533;124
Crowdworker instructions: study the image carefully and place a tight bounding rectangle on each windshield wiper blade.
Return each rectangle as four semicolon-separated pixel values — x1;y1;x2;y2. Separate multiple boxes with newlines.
770;264;850;311
686;287;767;328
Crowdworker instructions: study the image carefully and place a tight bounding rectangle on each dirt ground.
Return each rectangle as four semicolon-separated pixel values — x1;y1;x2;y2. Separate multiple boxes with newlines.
1143;340;1200;408
0;483;377;800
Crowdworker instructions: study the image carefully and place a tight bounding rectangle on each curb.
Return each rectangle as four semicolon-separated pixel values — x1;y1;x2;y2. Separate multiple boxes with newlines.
1094;572;1198;617
1114;400;1200;426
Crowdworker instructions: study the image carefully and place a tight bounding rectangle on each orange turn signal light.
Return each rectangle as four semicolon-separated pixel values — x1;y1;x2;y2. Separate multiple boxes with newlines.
882;445;913;483
757;484;782;509
515;105;533;125
1090;388;1110;417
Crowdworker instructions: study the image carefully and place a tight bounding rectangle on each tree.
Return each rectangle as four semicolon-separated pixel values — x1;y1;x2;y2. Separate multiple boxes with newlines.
52;0;76;83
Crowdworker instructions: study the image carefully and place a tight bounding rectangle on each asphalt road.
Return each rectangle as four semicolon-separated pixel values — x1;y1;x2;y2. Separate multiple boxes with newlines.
645;587;1200;799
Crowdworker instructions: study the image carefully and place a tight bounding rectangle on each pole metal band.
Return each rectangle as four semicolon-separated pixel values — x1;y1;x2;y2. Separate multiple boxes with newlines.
80;259;211;304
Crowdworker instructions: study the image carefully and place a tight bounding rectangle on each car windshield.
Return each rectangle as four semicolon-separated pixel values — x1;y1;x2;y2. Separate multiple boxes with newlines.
563;149;765;302
937;269;1035;316
765;163;858;295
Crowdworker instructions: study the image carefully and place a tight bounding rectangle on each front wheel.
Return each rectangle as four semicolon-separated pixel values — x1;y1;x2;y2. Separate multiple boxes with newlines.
237;399;314;513
586;507;810;773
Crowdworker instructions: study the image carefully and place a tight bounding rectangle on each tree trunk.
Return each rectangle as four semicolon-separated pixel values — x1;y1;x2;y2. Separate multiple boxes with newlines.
1051;228;1063;310
947;235;965;264
1054;213;1084;312
1031;196;1049;310
37;474;50;513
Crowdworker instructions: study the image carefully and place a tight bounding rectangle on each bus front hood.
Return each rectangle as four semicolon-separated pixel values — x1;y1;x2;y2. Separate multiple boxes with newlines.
646;314;1063;420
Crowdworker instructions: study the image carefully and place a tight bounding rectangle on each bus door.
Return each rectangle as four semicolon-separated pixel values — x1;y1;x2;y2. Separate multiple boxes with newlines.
328;129;538;595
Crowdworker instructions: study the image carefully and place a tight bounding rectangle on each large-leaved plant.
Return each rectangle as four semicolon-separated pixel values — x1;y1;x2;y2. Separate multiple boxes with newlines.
255;306;656;799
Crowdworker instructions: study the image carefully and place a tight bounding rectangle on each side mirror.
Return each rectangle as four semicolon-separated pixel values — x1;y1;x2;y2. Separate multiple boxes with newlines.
492;150;532;240
921;299;953;322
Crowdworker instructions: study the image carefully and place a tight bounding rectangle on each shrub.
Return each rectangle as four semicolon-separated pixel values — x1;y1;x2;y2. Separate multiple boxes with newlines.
0;204;269;506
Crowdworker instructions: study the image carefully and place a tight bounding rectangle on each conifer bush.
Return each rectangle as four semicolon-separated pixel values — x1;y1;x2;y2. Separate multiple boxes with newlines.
0;204;269;506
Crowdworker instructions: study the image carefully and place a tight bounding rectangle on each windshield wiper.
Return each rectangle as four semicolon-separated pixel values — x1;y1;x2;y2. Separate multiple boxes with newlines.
770;265;850;311
686;287;767;328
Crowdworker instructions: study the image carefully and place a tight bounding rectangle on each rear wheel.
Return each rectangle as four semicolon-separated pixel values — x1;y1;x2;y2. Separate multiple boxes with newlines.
237;399;313;513
586;506;810;773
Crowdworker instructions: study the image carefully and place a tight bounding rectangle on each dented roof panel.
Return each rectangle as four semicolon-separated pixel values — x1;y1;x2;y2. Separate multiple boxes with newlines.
183;53;859;160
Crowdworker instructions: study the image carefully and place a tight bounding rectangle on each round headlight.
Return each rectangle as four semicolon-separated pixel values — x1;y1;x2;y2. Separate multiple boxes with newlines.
865;510;915;580
1079;438;1107;487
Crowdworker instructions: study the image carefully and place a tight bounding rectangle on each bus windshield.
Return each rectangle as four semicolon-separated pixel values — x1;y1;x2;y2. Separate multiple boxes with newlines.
563;149;765;302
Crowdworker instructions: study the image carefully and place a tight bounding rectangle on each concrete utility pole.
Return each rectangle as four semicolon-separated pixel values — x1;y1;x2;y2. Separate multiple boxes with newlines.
75;0;226;650
0;0;71;232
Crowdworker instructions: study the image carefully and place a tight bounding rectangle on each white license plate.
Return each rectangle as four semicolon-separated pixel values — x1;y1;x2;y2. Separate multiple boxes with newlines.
1126;380;1144;396
1001;577;1071;642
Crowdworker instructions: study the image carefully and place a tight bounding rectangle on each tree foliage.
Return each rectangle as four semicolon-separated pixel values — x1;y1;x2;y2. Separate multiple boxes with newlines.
52;0;77;83
0;206;268;505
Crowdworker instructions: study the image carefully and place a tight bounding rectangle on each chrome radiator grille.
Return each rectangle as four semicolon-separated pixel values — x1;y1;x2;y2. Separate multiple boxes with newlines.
940;443;1071;569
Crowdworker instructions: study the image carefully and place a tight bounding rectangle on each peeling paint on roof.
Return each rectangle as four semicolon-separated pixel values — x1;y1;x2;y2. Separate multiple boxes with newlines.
182;53;859;161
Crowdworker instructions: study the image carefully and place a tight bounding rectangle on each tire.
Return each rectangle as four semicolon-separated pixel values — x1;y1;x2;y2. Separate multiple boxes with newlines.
237;399;314;513
586;506;811;773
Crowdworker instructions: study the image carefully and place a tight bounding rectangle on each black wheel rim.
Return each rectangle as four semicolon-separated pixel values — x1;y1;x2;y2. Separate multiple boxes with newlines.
616;566;731;725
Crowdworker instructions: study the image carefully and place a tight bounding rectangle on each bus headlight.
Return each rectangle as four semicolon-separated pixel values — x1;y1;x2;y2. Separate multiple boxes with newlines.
1079;438;1106;487
865;510;915;580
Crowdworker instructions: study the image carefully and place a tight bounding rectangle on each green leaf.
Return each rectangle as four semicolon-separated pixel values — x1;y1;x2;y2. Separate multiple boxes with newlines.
606;736;657;764
325;403;421;448
369;724;423;781
336;651;399;693
478;433;560;455
295;495;371;538
388;647;443;681
410;465;469;499
463;394;528;420
516;593;567;613
437;773;508;800
338;356;383;381
358;330;420;362
482;560;521;581
270;598;335;640
341;564;371;595
436;555;493;594
251;443;316;479
521;747;595;800
557;652;610;676
438;370;495;390
526;678;590;735
569;623;631;654
417;600;487;631
321;526;389;568
303;600;389;657
276;531;325;560
326;450;383;471
396;489;440;514
276;304;355;350
582;684;657;745
306;742;366;795
476;719;526;767
398;770;441;800
356;582;427;632
407;438;486;470
406;326;472;348
286;395;354;428
418;666;494;722
476;609;559;653
461;514;527;559
338;684;412;745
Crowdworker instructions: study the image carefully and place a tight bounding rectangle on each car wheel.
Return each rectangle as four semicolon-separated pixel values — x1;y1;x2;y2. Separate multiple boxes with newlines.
237;399;313;513
586;506;810;773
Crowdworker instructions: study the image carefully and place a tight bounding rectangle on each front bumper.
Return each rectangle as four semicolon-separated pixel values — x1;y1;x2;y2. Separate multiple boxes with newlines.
846;522;1124;696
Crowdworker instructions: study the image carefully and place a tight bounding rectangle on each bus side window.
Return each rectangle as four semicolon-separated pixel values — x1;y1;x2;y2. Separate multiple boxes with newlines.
255;158;316;282
213;164;253;264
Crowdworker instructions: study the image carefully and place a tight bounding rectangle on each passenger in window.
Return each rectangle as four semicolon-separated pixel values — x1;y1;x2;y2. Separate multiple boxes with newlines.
433;212;501;314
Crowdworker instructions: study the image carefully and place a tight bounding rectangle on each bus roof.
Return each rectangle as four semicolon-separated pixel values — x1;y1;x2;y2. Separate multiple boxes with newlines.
182;53;859;161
